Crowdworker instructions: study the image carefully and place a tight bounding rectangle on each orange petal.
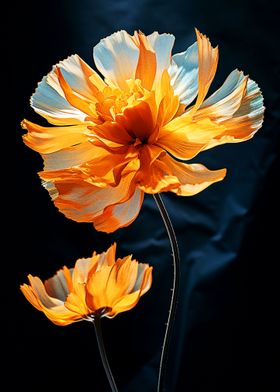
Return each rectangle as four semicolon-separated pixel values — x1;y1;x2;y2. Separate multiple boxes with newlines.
94;243;117;271
21;275;81;325
85;265;113;310
137;145;180;193
91;120;133;145
155;70;180;130
134;31;157;90
189;29;219;113
161;155;227;195
116;100;155;142
21;120;89;154
109;264;153;316
55;68;96;117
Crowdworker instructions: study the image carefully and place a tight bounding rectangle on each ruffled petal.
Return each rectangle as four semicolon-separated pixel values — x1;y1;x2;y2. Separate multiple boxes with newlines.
55;54;105;100
22;119;88;154
93;187;144;233
42;172;137;228
193;69;248;121
161;155;227;195
31;59;89;125
201;78;264;150
93;30;140;89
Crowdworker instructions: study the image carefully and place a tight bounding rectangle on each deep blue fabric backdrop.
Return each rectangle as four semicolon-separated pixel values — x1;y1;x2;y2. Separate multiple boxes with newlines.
10;1;279;391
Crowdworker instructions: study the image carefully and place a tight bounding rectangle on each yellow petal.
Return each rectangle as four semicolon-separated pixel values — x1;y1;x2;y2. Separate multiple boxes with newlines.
157;117;226;160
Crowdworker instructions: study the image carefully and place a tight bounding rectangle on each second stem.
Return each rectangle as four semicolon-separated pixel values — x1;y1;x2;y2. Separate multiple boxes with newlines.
153;193;181;392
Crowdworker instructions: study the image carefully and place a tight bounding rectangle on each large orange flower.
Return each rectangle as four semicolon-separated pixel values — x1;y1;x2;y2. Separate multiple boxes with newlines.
20;243;152;326
22;29;264;232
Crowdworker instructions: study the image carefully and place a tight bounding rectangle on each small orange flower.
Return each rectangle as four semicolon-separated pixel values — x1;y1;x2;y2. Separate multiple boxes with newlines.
22;29;264;232
20;243;152;326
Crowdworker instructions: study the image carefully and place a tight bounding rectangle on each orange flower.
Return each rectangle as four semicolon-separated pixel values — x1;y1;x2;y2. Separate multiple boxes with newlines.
22;29;264;232
20;243;152;326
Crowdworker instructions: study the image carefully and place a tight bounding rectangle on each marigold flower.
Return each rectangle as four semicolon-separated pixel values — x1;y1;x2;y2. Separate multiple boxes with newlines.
22;29;264;232
20;243;152;325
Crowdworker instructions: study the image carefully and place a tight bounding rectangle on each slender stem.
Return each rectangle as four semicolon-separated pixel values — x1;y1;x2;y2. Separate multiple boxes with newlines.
93;316;119;392
153;193;181;392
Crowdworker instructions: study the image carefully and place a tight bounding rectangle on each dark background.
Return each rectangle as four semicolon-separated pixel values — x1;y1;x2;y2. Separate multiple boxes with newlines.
9;1;279;391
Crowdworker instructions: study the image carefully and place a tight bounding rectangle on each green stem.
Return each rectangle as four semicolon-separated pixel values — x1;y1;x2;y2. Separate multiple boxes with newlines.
153;193;181;392
93;316;118;392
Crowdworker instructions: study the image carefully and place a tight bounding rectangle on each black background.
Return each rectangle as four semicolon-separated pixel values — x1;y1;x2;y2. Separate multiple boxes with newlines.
9;1;279;391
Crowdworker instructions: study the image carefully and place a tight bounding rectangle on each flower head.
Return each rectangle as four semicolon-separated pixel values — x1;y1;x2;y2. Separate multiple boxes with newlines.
22;29;264;232
20;243;152;325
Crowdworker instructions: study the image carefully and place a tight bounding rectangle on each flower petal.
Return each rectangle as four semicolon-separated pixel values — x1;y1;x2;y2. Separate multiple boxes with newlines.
157;117;226;160
44;268;72;301
21;276;81;325
116;100;155;142
42;141;97;170
55;54;105;100
155;70;180;129
193;69;248;121
203;78;265;150
105;257;139;303
96;243;117;270
189;29;219;113
161;155;227;195
108;264;152;317
134;31;157;90
93;187;144;233
42;172;137;228
168;41;199;106
27;275;64;308
31;61;88;125
93;30;140;89
85;264;114;310
22;119;88;154
137;145;180;193
146;32;175;86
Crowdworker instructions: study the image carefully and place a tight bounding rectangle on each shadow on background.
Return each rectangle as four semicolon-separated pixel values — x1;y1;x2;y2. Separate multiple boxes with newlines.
8;1;279;391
